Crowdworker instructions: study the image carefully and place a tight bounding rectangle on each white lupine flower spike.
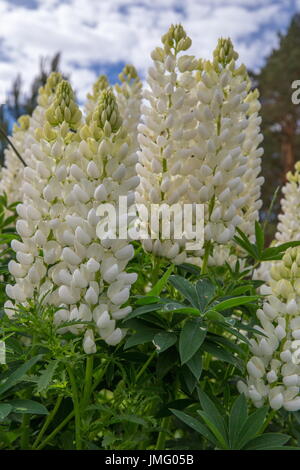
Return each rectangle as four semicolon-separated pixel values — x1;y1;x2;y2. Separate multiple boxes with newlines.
240;247;300;411
136;24;201;264
6;80;136;352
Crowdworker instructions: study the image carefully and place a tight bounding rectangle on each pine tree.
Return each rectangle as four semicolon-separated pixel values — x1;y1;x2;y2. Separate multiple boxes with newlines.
256;14;300;226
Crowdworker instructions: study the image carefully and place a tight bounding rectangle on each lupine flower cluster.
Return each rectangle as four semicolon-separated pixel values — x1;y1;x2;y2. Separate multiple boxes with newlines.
136;26;264;266
239;247;300;411
4;70;140;353
1;25;266;354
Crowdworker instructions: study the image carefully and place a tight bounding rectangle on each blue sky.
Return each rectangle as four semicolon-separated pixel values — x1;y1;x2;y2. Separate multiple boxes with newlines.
0;0;298;103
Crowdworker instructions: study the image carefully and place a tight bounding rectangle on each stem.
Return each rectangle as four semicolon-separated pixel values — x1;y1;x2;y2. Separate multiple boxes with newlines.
136;350;156;382
260;409;277;433
201;241;211;275
32;395;63;449
81;355;94;411
91;361;109;393
67;365;82;450
20;414;30;449
0;126;26;166
155;417;170;450
36;411;75;450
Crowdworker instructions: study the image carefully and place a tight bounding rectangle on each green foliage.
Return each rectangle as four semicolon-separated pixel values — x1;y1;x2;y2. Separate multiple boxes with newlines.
0;214;299;449
171;390;294;450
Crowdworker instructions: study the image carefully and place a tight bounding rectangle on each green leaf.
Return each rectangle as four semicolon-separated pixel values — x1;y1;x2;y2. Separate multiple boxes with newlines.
204;309;225;322
0;355;43;396
9;399;48;415
124;326;161;349
148;264;174;296
197;410;228;449
229;394;248;448
201;341;243;371
234;229;258;259
153;332;177;354
170;409;218;446
261;241;300;261
230;284;255;296
36;360;58;393
111;414;147;426
197;388;228;448
244;433;290;450
135;296;161;305
157;399;194;418
181;365;197;393
168;275;198;308
186;349;202;381
215;322;251;346
0;403;12;421
179;320;206;364
213;296;258;312
161;302;200;315
195;279;216;311
123;303;164;321
236;406;269;449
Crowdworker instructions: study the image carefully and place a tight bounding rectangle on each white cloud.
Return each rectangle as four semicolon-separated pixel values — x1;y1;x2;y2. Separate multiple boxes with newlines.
0;0;297;103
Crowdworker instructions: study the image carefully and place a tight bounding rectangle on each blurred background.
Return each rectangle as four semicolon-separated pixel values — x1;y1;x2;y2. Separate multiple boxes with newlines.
0;0;300;240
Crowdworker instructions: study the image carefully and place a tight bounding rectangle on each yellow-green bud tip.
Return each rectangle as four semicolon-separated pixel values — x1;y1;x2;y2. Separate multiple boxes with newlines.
213;37;239;65
45;80;81;128
161;24;191;52
92;88;122;135
118;64;139;83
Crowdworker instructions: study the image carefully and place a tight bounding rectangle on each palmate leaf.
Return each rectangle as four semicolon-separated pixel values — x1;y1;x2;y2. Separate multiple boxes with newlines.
235;225;300;262
235;406;269;449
